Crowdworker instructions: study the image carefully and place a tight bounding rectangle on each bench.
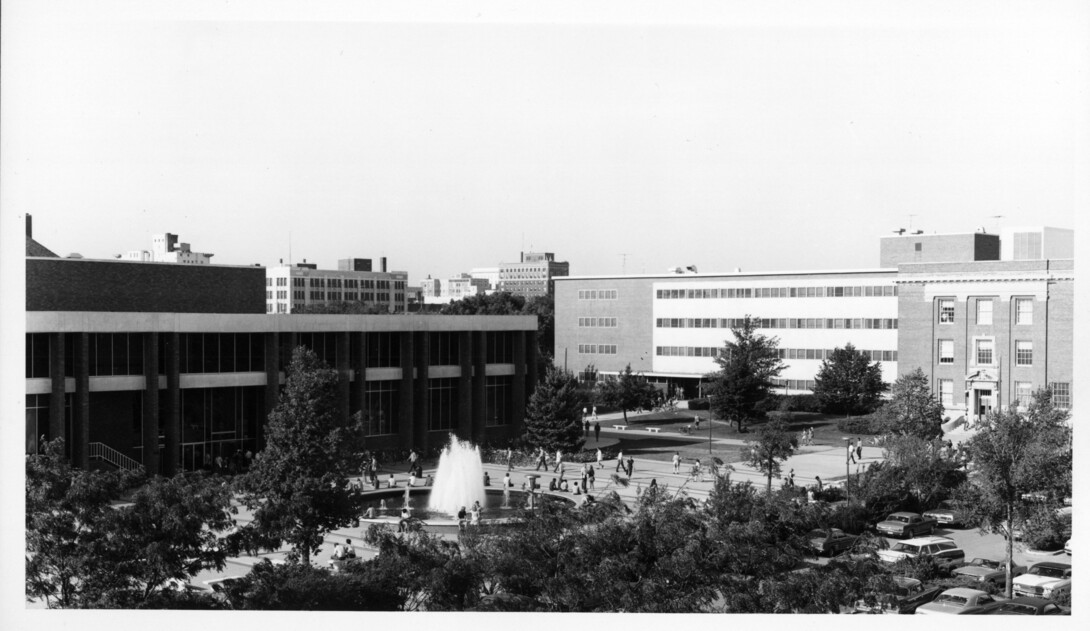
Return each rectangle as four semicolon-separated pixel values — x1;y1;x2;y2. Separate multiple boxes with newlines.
646;427;661;433
613;425;628;431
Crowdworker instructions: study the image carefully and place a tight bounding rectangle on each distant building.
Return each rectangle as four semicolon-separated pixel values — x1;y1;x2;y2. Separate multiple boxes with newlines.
417;274;491;304
497;252;569;299
25;214;58;258
123;233;214;265
265;258;409;314
469;267;500;292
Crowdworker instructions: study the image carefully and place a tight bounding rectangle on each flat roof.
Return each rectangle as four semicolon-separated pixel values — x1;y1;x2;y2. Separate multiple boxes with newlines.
557;268;896;281
27;256;263;271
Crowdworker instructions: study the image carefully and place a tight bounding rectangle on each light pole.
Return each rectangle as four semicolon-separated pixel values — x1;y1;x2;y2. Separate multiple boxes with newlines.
843;437;851;505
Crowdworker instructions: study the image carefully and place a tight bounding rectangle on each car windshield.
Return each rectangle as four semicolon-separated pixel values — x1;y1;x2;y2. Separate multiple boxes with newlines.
1030;566;1067;578
934;594;968;605
999;604;1039;615
891;543;921;554
890;515;910;523
971;558;1000;569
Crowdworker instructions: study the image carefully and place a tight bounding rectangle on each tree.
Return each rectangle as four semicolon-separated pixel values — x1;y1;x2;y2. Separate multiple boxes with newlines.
595;364;658;423
236;346;366;565
742;419;797;494
812;343;888;415
705;316;785;432
26;439;139;608
439;292;526;315
522;294;555;370
107;472;236;603
296;301;390;314
872;368;945;439
958;388;1071;598
523;366;584;453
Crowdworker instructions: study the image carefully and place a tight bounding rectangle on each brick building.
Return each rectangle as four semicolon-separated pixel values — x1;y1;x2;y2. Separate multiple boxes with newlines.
498;252;569;298
265;257;409;314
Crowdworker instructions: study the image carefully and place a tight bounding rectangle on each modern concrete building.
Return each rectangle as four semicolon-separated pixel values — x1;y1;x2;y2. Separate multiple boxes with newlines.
498;252;569;299
123;233;214;265
265;258;409;314
416;274;491;305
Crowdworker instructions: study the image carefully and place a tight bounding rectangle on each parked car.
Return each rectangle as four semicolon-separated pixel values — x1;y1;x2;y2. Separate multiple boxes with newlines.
915;587;1006;615
852;576;942;614
1064;539;1071;555
1012;562;1072;600
923;499;966;528
807;527;858;556
953;558;1026;586
979;596;1069;615
877;535;965;568
876;512;938;538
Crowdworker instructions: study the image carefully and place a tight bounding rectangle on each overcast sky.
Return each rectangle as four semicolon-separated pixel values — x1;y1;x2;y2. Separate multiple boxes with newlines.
3;1;1086;278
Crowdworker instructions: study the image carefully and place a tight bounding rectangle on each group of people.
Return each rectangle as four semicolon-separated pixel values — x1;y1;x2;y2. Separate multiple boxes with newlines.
847;438;864;464
457;501;483;529
582;418;603;442
212;449;252;475
798;427;815;446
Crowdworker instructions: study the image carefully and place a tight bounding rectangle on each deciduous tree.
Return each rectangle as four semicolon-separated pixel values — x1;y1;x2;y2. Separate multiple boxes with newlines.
812;343;888;415
705;316;785;432
236;346;366;564
872;368;945;439
595;364;658;423
742;419;797;494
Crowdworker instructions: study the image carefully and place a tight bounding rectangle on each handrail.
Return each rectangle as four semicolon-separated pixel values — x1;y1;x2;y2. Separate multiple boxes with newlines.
88;442;144;472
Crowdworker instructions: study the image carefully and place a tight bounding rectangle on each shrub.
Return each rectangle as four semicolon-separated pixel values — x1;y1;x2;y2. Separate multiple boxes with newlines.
835;416;878;435
687;398;710;411
891;555;954;583
1023;509;1071;552
779;394;820;413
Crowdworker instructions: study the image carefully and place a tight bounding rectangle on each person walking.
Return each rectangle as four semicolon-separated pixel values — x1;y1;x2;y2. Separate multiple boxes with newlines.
553;449;563;473
535;448;547;471
625;456;634;478
855;438;863;462
848;440;856;465
672;451;680;474
615;449;624;472
588;465;596;490
407;448;418;473
786;468;795;487
592;405;598;420
584;418;590;437
505;447;513;471
815;475;823;492
596;448;604;469
594;422;601;442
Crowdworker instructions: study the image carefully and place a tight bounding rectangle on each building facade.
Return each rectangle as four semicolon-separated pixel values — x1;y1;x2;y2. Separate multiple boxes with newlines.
123;233;214;265
498;252;570;299
266;259;409;314
25;313;538;473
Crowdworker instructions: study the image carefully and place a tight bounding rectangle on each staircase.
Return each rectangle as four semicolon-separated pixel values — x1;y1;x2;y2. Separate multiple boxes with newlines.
88;442;144;473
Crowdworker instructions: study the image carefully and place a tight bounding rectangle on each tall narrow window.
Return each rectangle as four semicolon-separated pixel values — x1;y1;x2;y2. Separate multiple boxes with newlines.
976;299;993;325
1050;382;1071;409
938;339;954;364
975;338;994;365
1014;381;1033;408
939;379;954;409
1015;340;1033;367
939;299;955;324
1015;298;1033;325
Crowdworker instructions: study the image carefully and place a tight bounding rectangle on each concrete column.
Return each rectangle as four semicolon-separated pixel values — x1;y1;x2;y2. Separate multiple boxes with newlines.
142;332;160;476
262;332;280;450
399;332;415;448
472;331;487;441
413;332;430;449
351;332;367;431
512;331;528;437
48;332;65;443
164;332;181;475
73;333;90;469
336;331;350;425
457;331;474;441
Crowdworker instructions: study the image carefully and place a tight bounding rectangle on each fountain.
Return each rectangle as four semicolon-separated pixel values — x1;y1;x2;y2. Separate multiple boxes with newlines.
428;434;487;515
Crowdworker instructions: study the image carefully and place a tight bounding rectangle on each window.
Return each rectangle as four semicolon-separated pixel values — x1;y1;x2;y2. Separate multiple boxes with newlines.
1015;298;1033;325
1014;381;1033;407
939;379;954;409
939;299;955;323
1050;382;1071;409
938;340;954;364
975;338;994;365
976;299;993;325
428;378;458;431
1015;340;1032;366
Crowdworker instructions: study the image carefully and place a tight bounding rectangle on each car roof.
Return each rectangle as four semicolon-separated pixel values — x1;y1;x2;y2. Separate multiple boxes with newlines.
1030;562;1072;570
901;535;956;545
942;587;989;597
890;511;919;517
893;576;923;588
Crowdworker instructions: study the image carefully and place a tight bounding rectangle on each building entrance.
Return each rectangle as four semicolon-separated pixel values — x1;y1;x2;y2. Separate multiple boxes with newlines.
975;389;993;418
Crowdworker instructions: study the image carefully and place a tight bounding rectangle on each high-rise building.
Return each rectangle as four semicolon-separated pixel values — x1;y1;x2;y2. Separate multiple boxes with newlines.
498;252;569;298
265;258;408;314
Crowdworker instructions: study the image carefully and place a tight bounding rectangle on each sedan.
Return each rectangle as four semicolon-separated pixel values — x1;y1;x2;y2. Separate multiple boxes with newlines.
980;596;1068;615
876;512;937;538
807;528;858;556
852;576;942;614
953;558;1026;586
915;588;1006;615
923;499;966;528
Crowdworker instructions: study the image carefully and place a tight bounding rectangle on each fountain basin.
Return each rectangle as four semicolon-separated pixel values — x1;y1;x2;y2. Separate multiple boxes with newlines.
359;488;574;524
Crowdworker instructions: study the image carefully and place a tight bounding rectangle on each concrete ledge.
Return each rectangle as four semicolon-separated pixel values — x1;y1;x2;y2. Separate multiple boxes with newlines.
613;425;628;430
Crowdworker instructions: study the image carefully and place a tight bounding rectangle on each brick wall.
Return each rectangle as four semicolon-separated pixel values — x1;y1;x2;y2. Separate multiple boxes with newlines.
27;258;266;313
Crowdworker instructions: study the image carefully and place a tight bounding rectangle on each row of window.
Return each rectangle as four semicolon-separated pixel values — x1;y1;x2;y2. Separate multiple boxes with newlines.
578;289;618;300
938;297;1034;325
266;278;289;287
655;285;897;300
934;380;1070;410
578;344;618;355
654;346;897;361
578;317;618;328
655;317;898;330
937;339;1033;366
771;379;817;391
293;278;406;290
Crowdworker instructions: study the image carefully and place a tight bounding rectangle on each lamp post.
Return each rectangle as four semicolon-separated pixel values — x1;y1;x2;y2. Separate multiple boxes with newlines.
843;437;851;505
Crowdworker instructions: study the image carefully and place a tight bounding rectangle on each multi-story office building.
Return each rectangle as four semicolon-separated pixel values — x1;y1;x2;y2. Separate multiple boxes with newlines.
416;274;491;305
556;228;1073;417
498;252;569;299
25;255;538;473
122;233;214;265
265;257;409;314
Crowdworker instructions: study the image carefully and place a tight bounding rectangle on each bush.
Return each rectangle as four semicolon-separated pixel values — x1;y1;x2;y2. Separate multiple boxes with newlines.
1023;509;1071;552
891;555;954;583
835;416;878;435
779;394;820;413
687;398;710;411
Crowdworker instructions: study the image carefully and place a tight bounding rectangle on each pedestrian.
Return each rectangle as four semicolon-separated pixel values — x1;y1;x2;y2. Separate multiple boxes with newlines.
584;418;590;437
615;449;624;472
815;475;823;492
626;456;634;477
388;473;396;488
483;472;490;486
506;447;513;471
408;470;417;487
786;468;795;487
594;422;601;442
592;405;598;420
407;448;418;473
503;472;512;490
535;448;547;471
370;455;380;487
596;448;604;469
855;438;863;461
848;440;856;465
694;416;701;431
672;451;680;474
588;466;596;490
553;449;563;473
583;406;588;420
581;469;588;492
425;474;433;486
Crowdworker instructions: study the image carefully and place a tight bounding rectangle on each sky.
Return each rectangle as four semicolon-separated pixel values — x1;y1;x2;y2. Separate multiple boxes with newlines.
3;1;1085;279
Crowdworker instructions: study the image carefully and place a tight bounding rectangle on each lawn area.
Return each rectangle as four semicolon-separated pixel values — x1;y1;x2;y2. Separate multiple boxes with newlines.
621;408;879;450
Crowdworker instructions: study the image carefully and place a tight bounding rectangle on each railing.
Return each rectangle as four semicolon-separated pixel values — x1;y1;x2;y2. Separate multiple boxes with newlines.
88;442;144;473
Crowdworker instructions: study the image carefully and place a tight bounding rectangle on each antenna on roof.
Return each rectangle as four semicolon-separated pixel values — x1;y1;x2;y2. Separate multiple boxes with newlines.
893;228;906;235
619;253;631;275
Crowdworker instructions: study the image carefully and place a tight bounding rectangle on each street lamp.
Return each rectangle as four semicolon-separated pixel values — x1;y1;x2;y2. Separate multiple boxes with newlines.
843;437;851;505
